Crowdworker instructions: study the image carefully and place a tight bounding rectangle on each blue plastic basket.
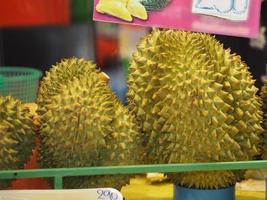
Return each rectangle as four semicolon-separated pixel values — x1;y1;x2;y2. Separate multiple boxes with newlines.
174;185;235;200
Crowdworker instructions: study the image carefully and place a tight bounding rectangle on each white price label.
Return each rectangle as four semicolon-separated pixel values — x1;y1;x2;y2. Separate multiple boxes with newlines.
0;188;123;200
95;189;122;200
192;0;250;21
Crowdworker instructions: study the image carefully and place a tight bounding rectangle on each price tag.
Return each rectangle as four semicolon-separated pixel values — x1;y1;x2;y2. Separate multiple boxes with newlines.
0;188;123;200
192;0;250;21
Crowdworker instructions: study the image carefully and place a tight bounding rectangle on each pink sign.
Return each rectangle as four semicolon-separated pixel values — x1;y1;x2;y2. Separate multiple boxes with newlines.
93;0;261;38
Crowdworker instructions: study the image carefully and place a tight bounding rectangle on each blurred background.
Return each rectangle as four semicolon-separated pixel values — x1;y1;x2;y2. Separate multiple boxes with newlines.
0;0;266;104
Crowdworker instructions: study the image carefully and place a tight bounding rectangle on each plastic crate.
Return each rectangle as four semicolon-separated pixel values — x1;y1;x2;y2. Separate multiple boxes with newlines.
0;67;42;103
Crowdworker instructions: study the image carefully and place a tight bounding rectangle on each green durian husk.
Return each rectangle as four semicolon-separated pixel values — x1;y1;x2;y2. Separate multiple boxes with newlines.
127;29;263;189
37;58;100;111
0;96;35;189
39;61;141;190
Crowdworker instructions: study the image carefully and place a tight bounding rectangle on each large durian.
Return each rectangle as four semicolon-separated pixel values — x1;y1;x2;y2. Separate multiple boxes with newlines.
38;58;140;189
260;79;267;159
0;96;35;189
127;29;263;189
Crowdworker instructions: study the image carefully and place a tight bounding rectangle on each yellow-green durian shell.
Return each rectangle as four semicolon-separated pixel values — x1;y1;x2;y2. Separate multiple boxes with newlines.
127;29;263;189
38;59;140;189
0;96;35;189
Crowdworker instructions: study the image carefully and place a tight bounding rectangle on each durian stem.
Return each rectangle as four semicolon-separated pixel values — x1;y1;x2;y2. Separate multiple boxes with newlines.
99;72;110;83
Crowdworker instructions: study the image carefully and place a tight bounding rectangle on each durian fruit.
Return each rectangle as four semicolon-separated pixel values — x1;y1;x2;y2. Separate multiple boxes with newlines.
127;29;263;189
0;96;35;189
140;0;172;11
127;0;148;20
38;59;140;189
96;0;133;22
260;79;267;159
37;58;100;110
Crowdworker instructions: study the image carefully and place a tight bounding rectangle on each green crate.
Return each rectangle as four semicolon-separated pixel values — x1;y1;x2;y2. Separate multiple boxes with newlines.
0;67;42;103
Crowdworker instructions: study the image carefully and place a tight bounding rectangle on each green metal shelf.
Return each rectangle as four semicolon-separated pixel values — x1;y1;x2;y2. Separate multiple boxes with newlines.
1;160;267;189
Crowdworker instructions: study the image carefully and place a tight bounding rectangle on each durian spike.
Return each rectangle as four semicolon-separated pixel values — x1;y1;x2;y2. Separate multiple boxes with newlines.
99;72;110;83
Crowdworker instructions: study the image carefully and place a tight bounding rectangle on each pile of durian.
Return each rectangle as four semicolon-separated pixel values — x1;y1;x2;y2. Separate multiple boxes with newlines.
0;58;141;190
0;29;266;191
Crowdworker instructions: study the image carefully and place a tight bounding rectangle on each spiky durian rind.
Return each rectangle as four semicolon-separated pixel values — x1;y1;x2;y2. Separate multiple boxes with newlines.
39;59;140;189
127;29;263;189
37;58;99;110
0;96;35;189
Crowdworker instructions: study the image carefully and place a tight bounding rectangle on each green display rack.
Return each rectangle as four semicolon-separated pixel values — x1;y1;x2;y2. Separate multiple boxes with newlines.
0;160;267;189
0;67;42;102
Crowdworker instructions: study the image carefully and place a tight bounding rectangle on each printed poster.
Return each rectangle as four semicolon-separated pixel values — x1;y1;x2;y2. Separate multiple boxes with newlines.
93;0;262;38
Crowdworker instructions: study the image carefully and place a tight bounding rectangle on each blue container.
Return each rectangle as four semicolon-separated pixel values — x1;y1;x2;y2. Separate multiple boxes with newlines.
174;185;235;200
